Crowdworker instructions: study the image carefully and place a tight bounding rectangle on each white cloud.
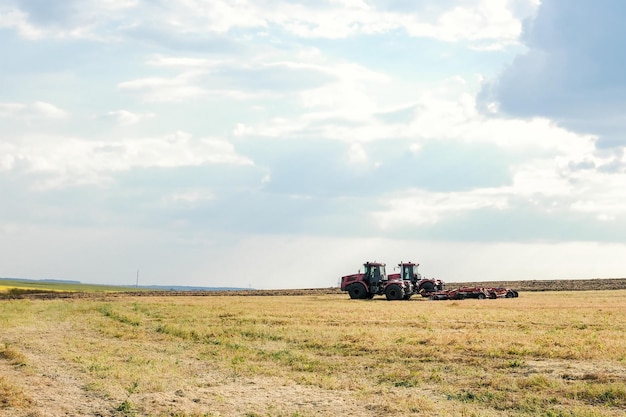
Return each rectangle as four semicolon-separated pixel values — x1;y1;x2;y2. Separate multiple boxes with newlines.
347;143;368;164
371;130;626;229
102;109;155;126
232;58;397;140
176;0;269;33
0;131;253;188
0;1;140;40
257;0;534;43
0;101;68;120
373;187;509;227
2;0;537;45
164;190;215;206
0;8;44;39
146;55;224;69
98;0;139;10
119;55;328;103
117;72;209;102
299;62;390;114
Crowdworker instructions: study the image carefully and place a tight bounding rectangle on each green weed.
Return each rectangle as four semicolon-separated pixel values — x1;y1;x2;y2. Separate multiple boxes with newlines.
98;305;141;326
115;399;135;416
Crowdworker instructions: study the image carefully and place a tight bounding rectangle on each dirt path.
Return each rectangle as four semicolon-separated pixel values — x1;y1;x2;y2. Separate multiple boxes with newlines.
125;376;373;417
0;322;116;417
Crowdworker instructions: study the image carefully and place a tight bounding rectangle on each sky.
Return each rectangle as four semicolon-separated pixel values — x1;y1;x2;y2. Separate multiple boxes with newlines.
2;0;626;289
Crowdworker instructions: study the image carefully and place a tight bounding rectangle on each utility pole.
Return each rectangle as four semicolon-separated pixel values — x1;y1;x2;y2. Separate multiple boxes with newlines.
136;269;139;288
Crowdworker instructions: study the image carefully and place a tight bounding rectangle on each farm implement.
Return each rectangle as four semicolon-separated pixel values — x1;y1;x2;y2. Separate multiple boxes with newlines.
340;261;518;301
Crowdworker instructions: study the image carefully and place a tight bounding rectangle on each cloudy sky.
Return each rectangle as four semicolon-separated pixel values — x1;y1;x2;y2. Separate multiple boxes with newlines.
2;0;626;289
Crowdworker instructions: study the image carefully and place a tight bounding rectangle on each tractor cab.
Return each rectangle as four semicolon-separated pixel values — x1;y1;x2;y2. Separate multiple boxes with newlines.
399;262;421;285
363;262;386;294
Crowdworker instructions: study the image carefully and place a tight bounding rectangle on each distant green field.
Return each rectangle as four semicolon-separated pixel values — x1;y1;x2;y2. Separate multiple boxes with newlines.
0;279;141;293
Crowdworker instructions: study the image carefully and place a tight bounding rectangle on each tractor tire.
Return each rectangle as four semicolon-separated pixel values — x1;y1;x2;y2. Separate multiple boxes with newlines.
385;284;404;301
347;283;368;300
506;291;514;298
477;293;486;300
420;281;436;293
513;291;519;297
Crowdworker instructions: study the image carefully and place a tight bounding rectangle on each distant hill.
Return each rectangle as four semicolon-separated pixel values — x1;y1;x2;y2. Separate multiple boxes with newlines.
0;277;81;284
0;277;250;292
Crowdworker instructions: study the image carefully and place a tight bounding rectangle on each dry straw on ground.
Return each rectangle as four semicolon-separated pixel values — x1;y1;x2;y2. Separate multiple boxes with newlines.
1;288;625;416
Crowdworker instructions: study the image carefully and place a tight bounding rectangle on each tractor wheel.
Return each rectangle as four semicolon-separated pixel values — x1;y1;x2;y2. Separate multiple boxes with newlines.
420;281;435;293
385;284;404;301
477;293;486;300
506;291;514;298
348;283;368;300
513;290;519;297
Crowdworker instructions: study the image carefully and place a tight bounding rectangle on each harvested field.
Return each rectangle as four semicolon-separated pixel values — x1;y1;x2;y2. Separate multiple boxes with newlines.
1;290;625;416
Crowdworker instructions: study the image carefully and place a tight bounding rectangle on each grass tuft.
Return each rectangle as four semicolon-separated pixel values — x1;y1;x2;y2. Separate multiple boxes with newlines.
0;376;33;408
568;383;626;407
0;344;28;366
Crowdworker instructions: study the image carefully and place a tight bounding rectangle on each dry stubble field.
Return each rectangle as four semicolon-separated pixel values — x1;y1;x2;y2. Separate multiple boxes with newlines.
1;290;625;417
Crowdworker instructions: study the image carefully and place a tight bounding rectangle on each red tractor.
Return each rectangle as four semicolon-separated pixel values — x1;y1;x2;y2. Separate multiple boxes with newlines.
387;262;445;298
341;262;412;300
341;261;444;301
